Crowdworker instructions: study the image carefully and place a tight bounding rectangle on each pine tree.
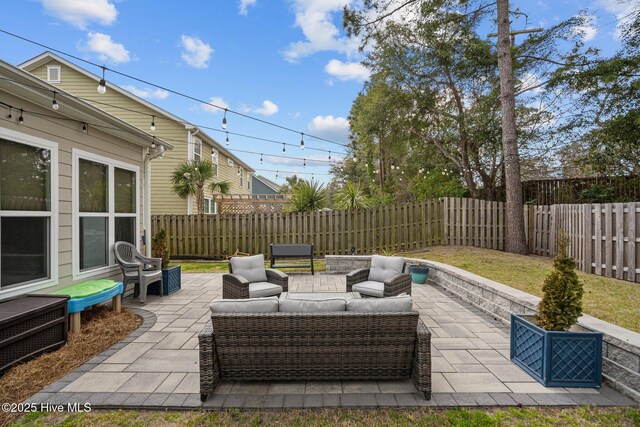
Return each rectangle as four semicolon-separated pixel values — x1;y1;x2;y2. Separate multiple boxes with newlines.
536;233;584;331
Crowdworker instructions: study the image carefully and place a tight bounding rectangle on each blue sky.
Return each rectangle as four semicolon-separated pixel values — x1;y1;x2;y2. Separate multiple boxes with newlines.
0;0;636;185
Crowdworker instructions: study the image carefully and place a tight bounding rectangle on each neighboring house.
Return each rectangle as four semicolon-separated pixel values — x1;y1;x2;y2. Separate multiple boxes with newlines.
252;174;281;195
0;59;172;299
19;52;254;215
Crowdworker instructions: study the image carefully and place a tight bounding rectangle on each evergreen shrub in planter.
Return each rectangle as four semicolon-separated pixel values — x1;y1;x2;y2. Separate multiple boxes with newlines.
148;229;182;296
510;233;602;387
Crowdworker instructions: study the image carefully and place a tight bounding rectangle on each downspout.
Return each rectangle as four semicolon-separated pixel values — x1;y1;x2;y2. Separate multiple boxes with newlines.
144;145;165;256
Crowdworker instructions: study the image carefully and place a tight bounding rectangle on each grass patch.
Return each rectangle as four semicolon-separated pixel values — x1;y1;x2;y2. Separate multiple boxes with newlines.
412;246;640;333
13;407;640;427
170;260;326;274
0;307;141;427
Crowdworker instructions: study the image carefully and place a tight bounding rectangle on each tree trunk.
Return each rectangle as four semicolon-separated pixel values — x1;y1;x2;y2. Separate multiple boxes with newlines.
497;0;528;254
196;184;205;215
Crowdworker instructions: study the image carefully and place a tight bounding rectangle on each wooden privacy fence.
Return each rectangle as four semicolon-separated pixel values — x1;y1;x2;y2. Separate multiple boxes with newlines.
152;198;640;283
151;199;445;259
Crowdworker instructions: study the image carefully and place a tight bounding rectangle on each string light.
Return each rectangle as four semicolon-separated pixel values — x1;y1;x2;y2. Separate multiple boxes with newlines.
222;109;227;130
282;143;286;153
237;166;241;175
6;107;11;119
82;123;87;133
260;153;263;164
353;156;358;162
151;136;156;149
97;66;107;94
275;171;279;179
225;131;230;145
303;158;306;168
150;115;155;131
18;108;23;124
328;151;331;161
300;132;305;150
51;91;59;110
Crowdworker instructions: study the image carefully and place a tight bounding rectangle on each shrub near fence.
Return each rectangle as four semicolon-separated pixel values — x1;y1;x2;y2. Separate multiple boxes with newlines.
152;198;640;283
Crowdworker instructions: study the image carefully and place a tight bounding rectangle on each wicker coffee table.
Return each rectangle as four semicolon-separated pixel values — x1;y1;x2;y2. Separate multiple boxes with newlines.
279;292;361;300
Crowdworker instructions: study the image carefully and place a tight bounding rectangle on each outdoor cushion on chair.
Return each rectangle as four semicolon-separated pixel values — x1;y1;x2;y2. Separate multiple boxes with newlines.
249;282;283;298
230;254;268;282
351;280;385;297
369;255;405;282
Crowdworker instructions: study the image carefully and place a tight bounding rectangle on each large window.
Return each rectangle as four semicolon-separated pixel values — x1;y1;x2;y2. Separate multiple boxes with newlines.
204;197;217;215
211;149;218;176
74;150;138;278
193;137;202;161
0;131;58;293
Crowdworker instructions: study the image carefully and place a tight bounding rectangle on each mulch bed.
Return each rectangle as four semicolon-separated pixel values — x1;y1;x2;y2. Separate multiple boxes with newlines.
0;307;141;426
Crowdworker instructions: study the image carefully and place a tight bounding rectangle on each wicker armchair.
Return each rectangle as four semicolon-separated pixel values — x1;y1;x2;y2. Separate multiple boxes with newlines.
223;254;288;299
346;255;412;297
113;241;162;303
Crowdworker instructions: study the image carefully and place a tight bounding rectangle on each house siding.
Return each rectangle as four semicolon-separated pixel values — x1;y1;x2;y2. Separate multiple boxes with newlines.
27;59;252;215
0;90;145;296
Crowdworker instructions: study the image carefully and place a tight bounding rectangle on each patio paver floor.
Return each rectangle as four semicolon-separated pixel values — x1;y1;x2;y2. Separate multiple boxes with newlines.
27;273;638;409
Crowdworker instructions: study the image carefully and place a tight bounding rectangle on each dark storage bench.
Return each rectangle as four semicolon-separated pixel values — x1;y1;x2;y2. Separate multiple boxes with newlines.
0;294;69;374
270;243;314;275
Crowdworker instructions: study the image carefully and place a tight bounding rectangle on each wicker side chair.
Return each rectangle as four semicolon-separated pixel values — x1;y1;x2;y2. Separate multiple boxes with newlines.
113;241;163;303
346;255;412;297
223;254;288;299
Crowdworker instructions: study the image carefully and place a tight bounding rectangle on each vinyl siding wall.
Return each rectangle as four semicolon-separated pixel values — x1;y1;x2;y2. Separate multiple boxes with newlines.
0;90;145;297
28;60;251;215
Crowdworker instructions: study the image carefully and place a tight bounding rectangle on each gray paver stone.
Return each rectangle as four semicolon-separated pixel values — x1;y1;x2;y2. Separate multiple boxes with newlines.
142;393;170;407
263;394;284;409
223;394;246;408
283;394;304;408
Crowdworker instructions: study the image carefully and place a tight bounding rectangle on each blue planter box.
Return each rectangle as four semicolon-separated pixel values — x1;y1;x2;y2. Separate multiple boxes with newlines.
408;265;429;284
148;265;181;296
510;313;603;388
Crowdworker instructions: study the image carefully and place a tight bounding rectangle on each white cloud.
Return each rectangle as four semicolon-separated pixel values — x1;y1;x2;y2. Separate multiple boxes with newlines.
201;97;229;113
239;0;257;15
572;13;598;42
122;85;169;100
40;0;117;29
597;0;640;38
83;32;130;64
180;35;213;69
308;115;349;142
255;100;279;116
283;0;360;63
325;59;370;82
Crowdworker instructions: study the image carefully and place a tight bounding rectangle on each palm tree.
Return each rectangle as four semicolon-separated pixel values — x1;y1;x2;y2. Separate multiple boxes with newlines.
287;180;327;212
171;159;218;214
333;182;371;210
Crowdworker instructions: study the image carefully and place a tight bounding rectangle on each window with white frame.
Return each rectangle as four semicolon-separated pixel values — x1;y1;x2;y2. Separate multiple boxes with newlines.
74;150;138;276
204;198;217;214
0;132;58;292
247;172;252;190
227;158;234;167
193;137;202;161
211;149;218;176
47;65;61;83
239;167;245;187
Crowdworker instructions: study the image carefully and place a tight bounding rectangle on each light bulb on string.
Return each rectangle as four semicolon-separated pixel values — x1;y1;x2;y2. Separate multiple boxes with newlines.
18;109;24;125
237;167;241;175
51;91;59;110
225;131;230;145
260;153;263;164
300;133;304;150
275;171;279;179
150;115;156;131
282;143;286;153
303;158;306;168
222;109;227;129
6;107;11;119
82;123;87;133
328;151;331;161
151;136;156;149
97;66;107;94
353;156;357;162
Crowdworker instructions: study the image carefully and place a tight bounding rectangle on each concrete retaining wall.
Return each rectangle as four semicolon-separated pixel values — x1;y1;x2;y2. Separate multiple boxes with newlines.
325;255;640;402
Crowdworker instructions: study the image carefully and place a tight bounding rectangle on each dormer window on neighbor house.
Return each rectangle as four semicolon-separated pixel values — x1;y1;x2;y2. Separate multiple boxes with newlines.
47;65;61;83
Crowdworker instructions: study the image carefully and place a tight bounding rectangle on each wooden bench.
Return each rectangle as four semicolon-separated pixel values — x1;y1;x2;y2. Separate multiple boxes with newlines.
50;280;123;333
270;243;314;275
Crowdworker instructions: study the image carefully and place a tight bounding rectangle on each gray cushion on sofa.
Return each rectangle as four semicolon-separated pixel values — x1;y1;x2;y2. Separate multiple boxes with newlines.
249;282;283;298
346;294;412;312
210;296;278;313
230;254;268;283
279;298;346;312
368;255;405;282
352;280;385;297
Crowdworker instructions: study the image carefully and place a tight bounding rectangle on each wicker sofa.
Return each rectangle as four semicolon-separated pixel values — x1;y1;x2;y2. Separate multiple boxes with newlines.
198;296;431;402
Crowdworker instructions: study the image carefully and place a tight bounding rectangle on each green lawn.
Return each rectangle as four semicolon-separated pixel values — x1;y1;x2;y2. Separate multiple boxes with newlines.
169;260;326;274
412;246;640;333
12;407;640;427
